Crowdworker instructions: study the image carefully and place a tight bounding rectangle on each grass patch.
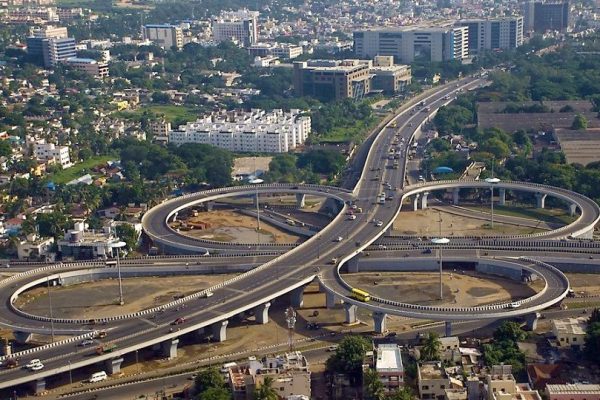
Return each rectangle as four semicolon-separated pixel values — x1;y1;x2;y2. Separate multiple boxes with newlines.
312;118;380;144
50;155;115;185
466;205;576;226
116;105;201;124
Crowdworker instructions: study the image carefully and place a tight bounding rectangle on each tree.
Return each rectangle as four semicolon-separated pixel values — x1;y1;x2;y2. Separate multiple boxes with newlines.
572;113;588;130
493;321;527;342
115;224;139;251
387;387;415;400
326;335;370;381
253;376;278;400
195;367;225;394
198;387;231;400
420;332;441;361
584;308;600;364
0;140;11;157
363;368;385;400
36;212;70;239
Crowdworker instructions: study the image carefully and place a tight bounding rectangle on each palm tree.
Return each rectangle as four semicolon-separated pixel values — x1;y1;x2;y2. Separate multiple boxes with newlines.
421;332;442;361
254;376;278;400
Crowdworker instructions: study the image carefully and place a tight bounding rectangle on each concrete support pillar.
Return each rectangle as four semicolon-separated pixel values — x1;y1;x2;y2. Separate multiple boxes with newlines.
569;203;577;217
161;338;179;359
31;378;46;395
445;321;452;337
172;212;178;222
373;312;387;334
346;258;359;273
295;193;306;208
206;202;214;212
13;331;32;344
421;192;429;210
453;188;460;205
498;188;506;206
344;303;358;324
254;302;271;324
525;312;540;331
413;194;420;211
290;286;305;308
535;193;547;209
211;320;229;342
104;357;124;375
320;282;337;308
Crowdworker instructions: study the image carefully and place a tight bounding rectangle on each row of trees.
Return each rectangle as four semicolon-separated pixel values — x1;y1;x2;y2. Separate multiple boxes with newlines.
266;150;347;183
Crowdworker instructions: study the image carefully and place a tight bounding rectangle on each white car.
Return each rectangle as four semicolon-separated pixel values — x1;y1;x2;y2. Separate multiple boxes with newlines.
335;236;343;242
376;221;384;227
26;359;42;369
29;362;44;371
348;215;357;220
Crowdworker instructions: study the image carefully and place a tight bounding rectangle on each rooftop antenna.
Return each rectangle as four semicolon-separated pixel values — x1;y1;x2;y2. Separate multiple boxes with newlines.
285;306;296;352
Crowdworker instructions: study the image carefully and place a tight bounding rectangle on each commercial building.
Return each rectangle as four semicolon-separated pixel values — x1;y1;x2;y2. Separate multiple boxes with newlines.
33;140;72;168
551;317;587;348
213;9;259;47
293;57;411;100
26;26;76;67
168;109;311;153
374;344;405;392
142;24;183;49
370;56;412;95
64;57;109;77
228;352;311;400
57;222;121;259
546;384;600;400
248;42;303;59
4;7;59;23
457;17;524;54
353;26;469;63
521;1;570;32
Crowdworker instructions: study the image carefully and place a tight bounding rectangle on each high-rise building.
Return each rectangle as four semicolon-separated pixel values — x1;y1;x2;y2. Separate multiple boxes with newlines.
142;24;183;49
522;1;570;33
212;9;259;47
353;26;469;63
533;1;570;32
457;17;524;54
26;26;76;67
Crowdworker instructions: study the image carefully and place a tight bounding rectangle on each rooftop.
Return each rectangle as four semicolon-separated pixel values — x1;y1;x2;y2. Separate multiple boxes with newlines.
552;317;587;335
375;344;403;372
419;362;446;380
546;384;600;394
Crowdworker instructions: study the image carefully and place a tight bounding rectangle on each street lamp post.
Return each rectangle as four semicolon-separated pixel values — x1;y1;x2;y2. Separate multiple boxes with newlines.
68;360;72;385
46;274;55;342
108;241;127;306
431;237;449;300
249;178;264;247
485;177;500;229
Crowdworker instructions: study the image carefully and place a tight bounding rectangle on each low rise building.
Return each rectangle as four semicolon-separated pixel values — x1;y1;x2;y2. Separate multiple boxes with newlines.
17;234;54;261
418;362;452;400
374;343;405;392
57;221;122;259
33;140;71;168
64;57;109;77
551;317;587;348
487;366;541;400
169;109;310;153
248;42;303;59
228;351;311;400
546;384;600;400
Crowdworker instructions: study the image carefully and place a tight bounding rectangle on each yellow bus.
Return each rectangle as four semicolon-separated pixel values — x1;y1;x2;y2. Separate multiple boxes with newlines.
351;288;371;302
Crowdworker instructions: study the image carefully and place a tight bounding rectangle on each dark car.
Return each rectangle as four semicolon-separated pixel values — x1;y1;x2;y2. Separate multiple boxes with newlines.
422;248;432;254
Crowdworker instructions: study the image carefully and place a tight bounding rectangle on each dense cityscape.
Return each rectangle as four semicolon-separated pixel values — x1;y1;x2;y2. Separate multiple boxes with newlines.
0;0;600;399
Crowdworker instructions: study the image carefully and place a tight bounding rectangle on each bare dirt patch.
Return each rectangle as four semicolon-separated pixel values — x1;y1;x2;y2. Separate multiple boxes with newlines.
394;208;545;236
565;273;600;296
342;271;542;307
16;275;238;319
176;210;301;244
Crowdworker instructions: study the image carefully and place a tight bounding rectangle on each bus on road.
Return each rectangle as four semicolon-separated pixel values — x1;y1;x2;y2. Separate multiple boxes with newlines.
351;288;371;302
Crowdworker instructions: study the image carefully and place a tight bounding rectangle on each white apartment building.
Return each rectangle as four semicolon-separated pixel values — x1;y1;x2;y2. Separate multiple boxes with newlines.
457;17;524;54
169;109;311;153
354;26;469;63
213;9;259;47
33;141;71;168
248;42;303;59
142;24;183;49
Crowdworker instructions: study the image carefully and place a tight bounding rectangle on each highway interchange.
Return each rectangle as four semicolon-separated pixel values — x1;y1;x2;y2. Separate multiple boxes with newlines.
1;75;599;395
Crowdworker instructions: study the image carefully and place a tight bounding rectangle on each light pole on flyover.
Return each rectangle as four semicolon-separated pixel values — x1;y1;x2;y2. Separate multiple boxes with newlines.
249;178;264;246
485;177;500;229
108;241;127;305
431;237;449;300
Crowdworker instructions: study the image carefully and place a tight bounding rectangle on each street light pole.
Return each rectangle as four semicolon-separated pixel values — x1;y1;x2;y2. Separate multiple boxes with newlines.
485;177;500;230
68;360;72;385
249;178;264;249
116;246;124;306
431;237;449;300
46;275;55;342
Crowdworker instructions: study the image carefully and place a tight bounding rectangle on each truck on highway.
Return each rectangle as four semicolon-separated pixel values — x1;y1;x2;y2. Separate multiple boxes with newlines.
393;161;399;169
96;344;118;355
